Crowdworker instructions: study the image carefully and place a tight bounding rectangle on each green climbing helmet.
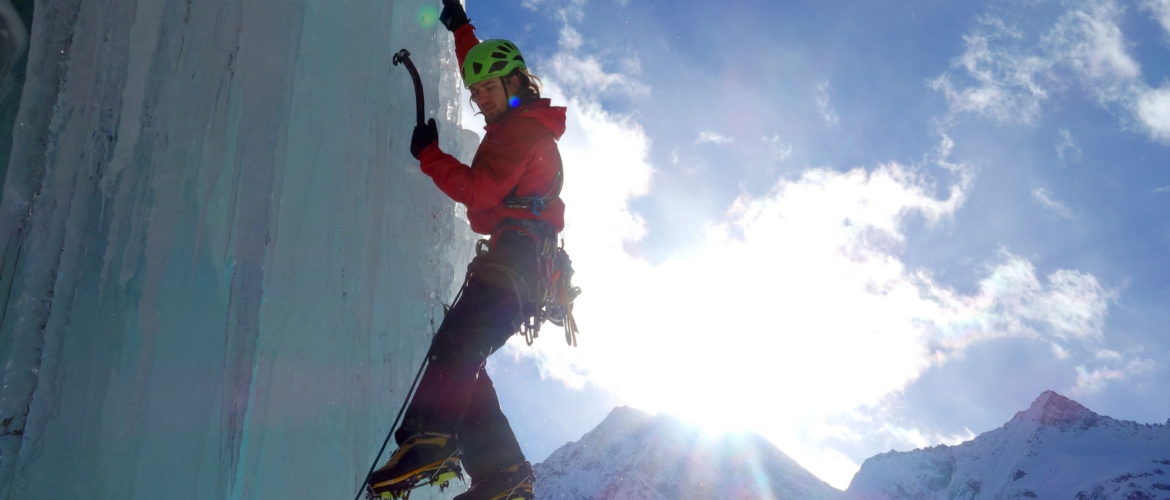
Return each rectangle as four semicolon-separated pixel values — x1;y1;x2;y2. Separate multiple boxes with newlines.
462;39;527;88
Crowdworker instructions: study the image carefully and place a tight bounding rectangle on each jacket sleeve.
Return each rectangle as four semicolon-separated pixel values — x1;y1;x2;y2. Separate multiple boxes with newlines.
418;120;549;210
453;23;480;72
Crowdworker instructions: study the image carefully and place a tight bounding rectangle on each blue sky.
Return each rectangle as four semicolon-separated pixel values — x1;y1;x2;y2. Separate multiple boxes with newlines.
445;0;1170;489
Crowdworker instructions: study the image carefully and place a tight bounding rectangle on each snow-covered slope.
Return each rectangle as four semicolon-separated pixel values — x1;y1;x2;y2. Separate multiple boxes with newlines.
846;391;1170;499
535;406;843;499
539;394;1169;500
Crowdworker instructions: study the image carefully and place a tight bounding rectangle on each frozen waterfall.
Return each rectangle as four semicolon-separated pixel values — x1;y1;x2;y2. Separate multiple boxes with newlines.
0;1;481;498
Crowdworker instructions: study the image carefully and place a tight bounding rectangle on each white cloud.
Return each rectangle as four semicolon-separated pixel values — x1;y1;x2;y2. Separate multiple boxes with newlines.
1056;128;1083;163
617;56;642;76
880;423;977;451
555;95;653;248
559;0;588;23
499;10;1119;488
1136;86;1170;142
762;134;794;162
1142;0;1170;37
546;49;650;100
558;25;583;51
521;0;586;22
1032;187;1075;219
816;81;841;127
1096;349;1123;360
511;75;1115;480
961;252;1113;343
1156;185;1170;193
1051;2;1141;80
931;16;1051;124
696;131;733;145
1053;342;1071;359
934;1;1170;143
1031;269;1114;340
1072;357;1156;395
567;156;976;485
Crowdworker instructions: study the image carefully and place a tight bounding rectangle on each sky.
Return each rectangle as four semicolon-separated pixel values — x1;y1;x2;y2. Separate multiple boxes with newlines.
435;0;1170;490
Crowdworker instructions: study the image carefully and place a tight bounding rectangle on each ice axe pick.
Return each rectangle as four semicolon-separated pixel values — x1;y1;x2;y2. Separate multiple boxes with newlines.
392;49;425;127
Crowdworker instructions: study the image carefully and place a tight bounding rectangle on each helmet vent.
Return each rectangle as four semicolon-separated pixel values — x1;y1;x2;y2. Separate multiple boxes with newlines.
463;39;529;87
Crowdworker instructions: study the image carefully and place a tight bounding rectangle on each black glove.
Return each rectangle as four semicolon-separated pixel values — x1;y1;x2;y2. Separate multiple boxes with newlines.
411;118;438;160
439;0;469;32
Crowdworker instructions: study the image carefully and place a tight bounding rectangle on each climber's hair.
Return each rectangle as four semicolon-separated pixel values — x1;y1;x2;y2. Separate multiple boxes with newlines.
512;68;543;104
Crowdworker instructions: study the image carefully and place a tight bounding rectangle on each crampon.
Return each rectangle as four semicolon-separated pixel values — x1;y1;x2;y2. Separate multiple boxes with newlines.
365;457;465;499
452;461;534;500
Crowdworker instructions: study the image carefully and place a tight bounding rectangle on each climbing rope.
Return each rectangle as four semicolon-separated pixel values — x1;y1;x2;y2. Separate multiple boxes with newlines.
354;276;475;500
354;348;429;500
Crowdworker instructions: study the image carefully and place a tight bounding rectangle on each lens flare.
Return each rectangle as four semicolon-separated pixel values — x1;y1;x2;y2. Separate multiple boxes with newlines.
417;6;439;27
508;96;521;108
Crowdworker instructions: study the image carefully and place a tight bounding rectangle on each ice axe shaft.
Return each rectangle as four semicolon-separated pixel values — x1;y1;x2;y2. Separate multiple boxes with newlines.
392;49;425;126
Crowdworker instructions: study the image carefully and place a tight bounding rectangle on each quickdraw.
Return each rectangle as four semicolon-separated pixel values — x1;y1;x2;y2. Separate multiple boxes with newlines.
524;235;580;347
478;221;581;346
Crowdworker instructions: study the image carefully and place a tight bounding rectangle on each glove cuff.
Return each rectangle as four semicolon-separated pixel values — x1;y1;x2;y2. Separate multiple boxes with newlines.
419;142;443;162
444;17;468;32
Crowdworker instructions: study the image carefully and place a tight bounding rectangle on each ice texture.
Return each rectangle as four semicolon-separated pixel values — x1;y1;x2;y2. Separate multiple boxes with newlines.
0;1;478;498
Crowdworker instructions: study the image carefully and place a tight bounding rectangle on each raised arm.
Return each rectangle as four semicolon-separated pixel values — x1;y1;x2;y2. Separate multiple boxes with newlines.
439;0;481;70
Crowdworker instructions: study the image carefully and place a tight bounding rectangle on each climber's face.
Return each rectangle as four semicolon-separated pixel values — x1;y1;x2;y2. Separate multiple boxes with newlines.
470;75;519;123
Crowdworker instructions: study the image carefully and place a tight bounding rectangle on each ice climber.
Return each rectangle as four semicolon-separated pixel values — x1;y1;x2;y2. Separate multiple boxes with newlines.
364;1;571;499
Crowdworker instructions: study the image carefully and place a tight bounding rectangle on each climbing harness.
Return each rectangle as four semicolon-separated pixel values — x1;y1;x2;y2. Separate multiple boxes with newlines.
477;219;581;347
501;169;562;216
497;159;578;346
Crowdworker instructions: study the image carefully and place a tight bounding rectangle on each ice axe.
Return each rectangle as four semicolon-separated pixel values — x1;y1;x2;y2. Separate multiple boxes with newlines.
392;49;425;127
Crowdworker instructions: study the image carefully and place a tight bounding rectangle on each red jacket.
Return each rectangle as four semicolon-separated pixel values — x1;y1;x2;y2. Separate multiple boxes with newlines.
417;24;567;235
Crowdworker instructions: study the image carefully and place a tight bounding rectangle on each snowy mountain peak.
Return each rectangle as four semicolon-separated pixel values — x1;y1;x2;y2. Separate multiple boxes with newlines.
1011;389;1103;430
847;392;1170;500
536;407;842;499
598;405;651;428
540;393;1170;500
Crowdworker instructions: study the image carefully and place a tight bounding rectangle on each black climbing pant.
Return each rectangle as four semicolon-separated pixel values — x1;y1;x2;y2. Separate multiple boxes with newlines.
396;227;541;480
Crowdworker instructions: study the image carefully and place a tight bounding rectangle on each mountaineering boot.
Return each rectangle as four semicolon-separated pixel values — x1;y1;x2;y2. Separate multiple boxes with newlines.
366;433;464;499
453;461;534;500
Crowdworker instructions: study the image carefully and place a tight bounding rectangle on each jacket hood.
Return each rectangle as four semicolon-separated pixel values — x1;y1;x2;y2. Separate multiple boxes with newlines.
486;98;566;139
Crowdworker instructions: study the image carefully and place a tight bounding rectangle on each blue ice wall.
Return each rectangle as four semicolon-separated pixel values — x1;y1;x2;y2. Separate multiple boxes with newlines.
0;1;478;498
